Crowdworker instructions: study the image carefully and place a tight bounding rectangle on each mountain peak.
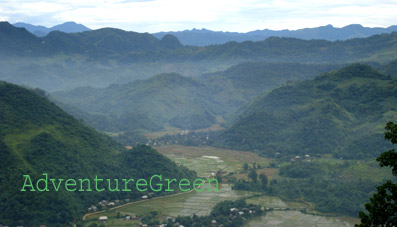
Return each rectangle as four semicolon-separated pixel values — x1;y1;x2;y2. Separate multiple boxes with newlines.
160;34;183;49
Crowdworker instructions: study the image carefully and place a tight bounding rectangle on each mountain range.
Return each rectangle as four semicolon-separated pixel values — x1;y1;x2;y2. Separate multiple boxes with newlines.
1;21;397;92
12;22;397;46
154;24;397;46
13;21;91;37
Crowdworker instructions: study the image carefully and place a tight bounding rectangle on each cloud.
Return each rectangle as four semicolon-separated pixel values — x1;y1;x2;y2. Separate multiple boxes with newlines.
0;0;396;32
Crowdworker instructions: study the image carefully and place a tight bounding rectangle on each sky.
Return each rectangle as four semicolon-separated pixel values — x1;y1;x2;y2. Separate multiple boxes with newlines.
0;0;397;33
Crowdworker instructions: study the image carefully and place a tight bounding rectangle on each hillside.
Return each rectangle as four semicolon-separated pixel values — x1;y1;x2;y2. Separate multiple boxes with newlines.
203;62;342;93
218;64;397;159
154;24;397;46
380;59;397;77
0;81;196;226
52;73;220;131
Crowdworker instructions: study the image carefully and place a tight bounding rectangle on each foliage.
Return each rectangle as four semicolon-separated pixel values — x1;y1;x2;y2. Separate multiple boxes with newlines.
163;200;262;227
279;161;324;178
357;122;397;226
248;169;258;183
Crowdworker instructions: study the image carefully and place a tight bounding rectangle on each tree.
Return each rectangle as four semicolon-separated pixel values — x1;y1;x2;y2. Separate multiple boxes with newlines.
243;163;249;171
259;174;268;190
357;122;397;226
248;169;258;183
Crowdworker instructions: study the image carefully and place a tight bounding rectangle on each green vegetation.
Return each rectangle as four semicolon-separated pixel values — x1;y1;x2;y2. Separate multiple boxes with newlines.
0;81;196;226
165;200;262;227
232;156;392;217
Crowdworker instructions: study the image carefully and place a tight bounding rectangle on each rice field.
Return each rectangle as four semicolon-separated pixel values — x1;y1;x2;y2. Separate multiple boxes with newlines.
156;145;272;177
83;184;256;226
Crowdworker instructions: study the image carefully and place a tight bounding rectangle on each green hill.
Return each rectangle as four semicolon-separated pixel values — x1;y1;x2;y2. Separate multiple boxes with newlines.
218;64;397;159
0;81;196;226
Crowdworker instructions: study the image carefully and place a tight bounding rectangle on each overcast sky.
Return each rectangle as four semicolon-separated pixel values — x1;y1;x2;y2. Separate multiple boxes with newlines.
1;0;396;33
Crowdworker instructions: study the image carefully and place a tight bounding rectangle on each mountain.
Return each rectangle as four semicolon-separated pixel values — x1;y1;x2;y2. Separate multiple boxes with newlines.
13;21;91;37
218;64;397;159
154;24;397;46
0;81;196;226
51;62;342;135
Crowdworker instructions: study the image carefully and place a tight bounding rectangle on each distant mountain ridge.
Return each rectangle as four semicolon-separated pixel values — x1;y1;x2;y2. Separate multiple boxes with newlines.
13;21;91;37
12;22;397;46
154;24;397;46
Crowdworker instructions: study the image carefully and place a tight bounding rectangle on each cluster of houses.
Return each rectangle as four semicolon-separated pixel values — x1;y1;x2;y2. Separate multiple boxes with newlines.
290;154;311;162
88;199;126;212
89;195;151;212
98;214;142;223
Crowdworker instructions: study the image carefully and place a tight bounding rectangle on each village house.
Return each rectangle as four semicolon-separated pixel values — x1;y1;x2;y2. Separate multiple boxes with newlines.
99;216;108;223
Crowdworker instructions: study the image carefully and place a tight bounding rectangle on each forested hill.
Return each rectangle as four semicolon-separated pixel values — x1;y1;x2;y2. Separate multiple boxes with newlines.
0;81;196;226
217;64;397;159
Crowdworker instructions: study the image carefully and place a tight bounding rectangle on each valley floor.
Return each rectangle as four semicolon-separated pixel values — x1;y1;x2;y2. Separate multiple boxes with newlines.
83;145;360;226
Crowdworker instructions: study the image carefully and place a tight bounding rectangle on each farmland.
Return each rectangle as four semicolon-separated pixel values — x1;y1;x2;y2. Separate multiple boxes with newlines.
83;145;360;226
